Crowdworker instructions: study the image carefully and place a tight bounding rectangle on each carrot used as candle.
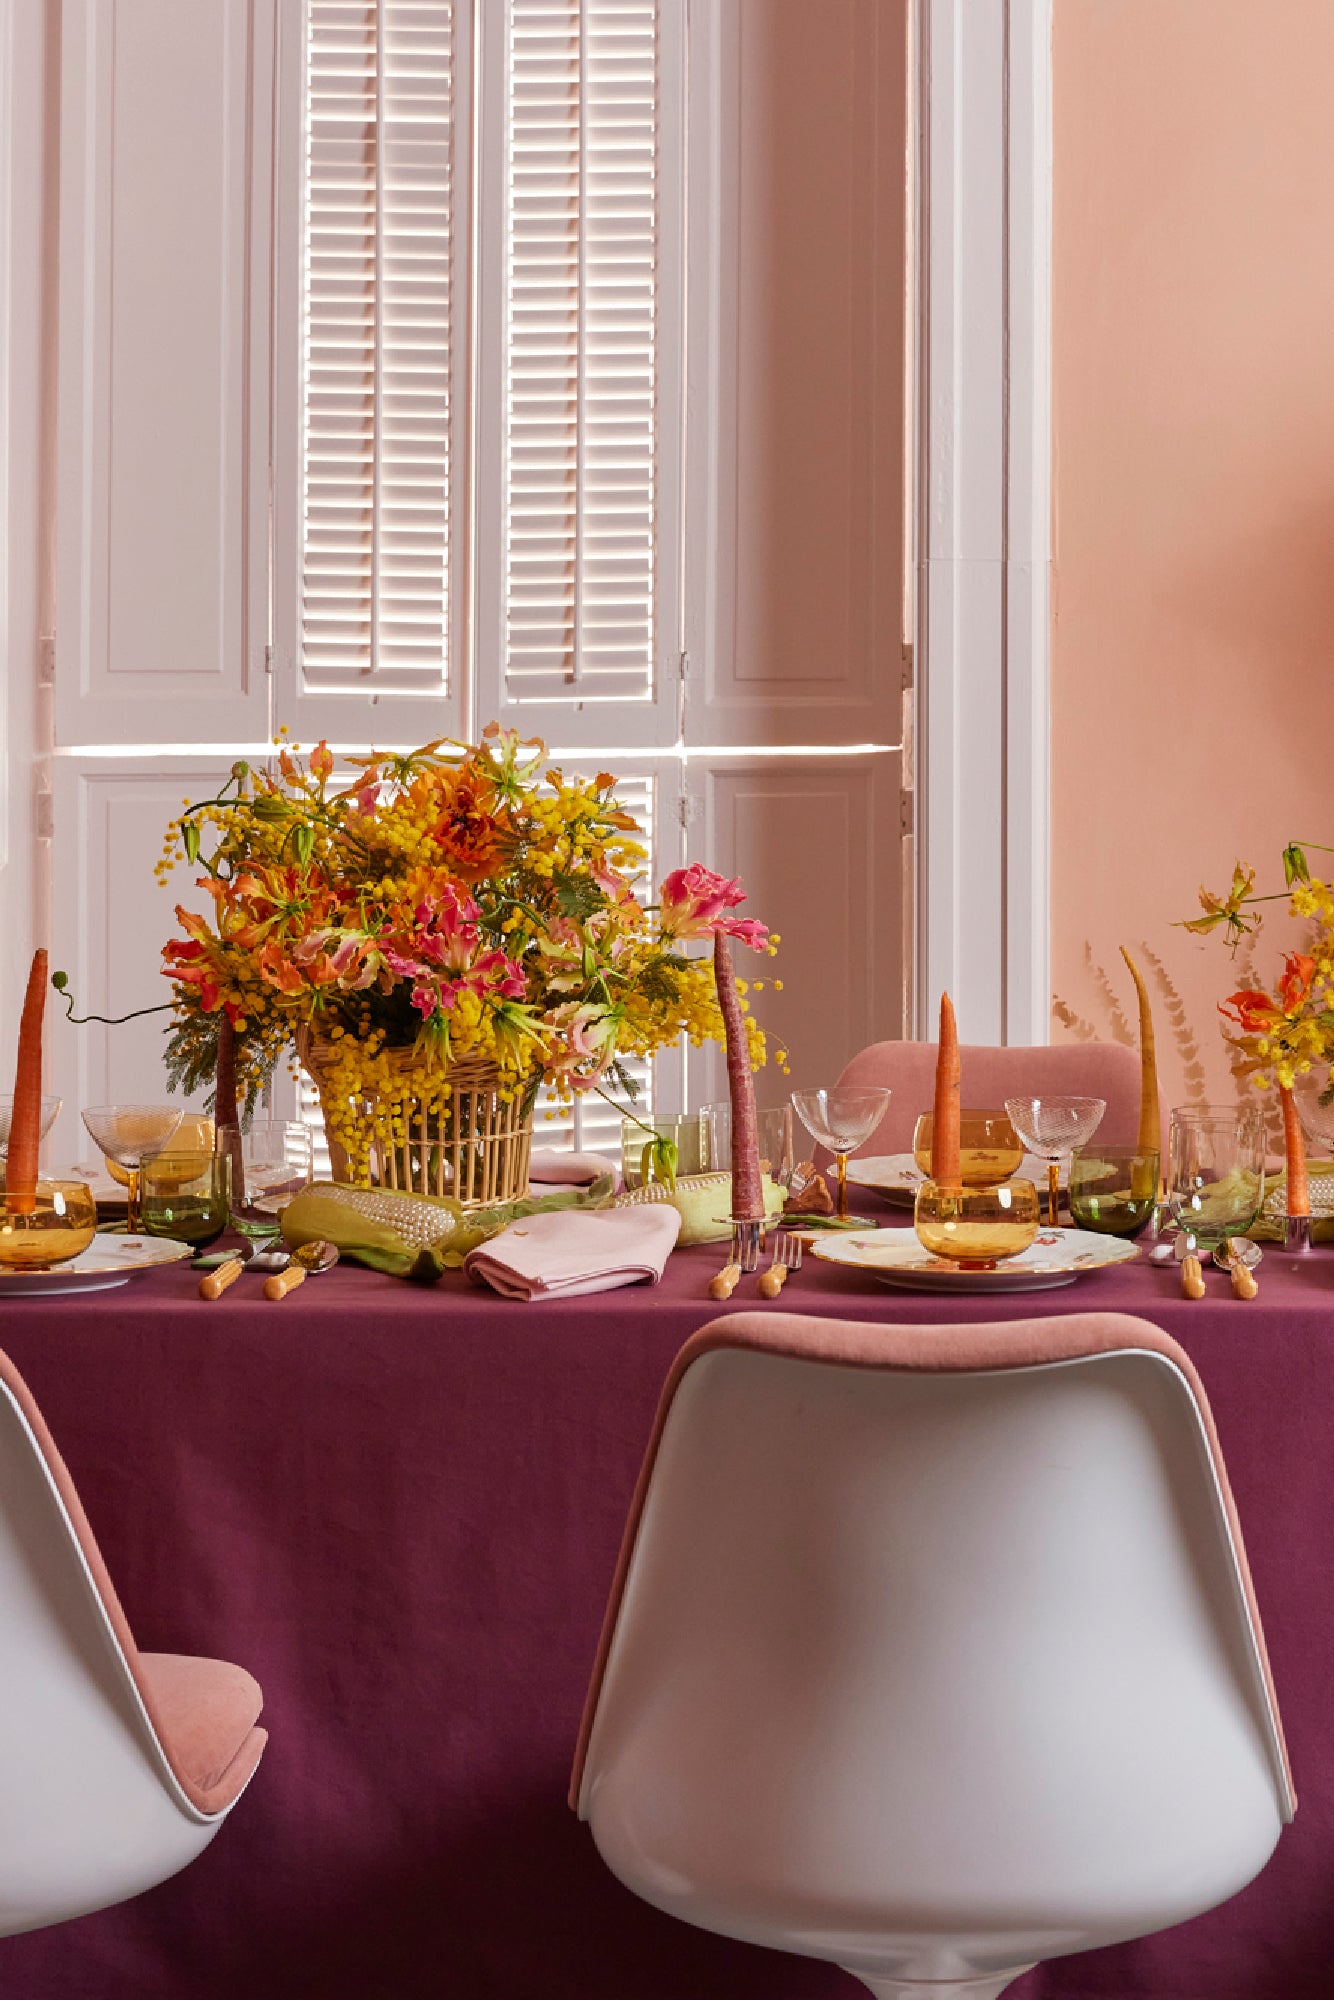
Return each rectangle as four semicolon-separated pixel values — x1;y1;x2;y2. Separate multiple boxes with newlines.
930;992;961;1184
6;948;48;1215
714;931;763;1221
1119;946;1161;1156
1280;1083;1309;1218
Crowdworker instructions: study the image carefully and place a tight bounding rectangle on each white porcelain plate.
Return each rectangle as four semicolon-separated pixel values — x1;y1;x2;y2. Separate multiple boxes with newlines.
810;1225;1140;1293
0;1234;192;1297
843;1153;1066;1208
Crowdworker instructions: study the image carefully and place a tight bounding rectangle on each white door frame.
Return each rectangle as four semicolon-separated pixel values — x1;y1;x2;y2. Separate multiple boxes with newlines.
914;0;1052;1046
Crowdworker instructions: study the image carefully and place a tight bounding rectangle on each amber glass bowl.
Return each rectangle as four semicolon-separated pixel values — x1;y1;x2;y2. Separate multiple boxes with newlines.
913;1177;1041;1268
0;1181;99;1270
913;1111;1025;1187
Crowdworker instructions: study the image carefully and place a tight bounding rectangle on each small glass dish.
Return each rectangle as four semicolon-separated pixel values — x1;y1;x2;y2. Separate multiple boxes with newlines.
140;1152;232;1249
0;1181;99;1270
912;1110;1025;1186
913;1177;1041;1268
1068;1146;1160;1238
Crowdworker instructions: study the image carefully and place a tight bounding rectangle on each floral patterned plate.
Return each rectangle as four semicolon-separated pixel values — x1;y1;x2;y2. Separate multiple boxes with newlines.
810;1225;1139;1292
0;1234;191;1297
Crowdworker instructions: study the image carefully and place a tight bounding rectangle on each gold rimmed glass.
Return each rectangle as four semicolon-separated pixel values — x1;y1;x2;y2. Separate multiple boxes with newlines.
0;1181;98;1270
912;1110;1025;1187
913;1177;1041;1268
1004;1095;1107;1226
81;1105;185;1233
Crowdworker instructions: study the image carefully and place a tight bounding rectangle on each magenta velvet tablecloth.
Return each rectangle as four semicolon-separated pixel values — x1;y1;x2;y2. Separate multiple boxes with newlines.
0;1213;1330;2000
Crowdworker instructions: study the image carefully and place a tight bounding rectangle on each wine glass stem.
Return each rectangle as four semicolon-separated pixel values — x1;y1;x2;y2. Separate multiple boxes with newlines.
837;1151;849;1221
1047;1161;1060;1228
126;1167;142;1234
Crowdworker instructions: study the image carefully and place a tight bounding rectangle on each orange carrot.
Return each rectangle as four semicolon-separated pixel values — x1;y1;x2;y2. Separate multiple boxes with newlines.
1119;946;1161;1156
930;992;961;1184
6;948;48;1215
1280;1084;1309;1217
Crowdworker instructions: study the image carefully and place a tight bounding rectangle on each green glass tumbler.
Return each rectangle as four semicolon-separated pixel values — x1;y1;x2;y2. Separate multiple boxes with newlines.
1068;1145;1159;1238
140;1152;232;1249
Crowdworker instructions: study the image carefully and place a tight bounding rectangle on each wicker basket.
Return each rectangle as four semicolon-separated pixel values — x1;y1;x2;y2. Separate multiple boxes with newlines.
297;1030;534;1208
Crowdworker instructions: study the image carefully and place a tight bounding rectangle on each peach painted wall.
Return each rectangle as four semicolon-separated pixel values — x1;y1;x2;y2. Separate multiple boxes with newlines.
1050;0;1334;1127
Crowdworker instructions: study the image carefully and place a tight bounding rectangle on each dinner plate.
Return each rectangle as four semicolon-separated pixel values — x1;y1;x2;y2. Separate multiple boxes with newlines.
810;1225;1139;1293
844;1153;1066;1208
0;1233;191;1297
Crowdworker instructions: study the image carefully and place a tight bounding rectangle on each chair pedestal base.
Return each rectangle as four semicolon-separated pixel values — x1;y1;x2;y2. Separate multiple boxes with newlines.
848;1968;1036;2000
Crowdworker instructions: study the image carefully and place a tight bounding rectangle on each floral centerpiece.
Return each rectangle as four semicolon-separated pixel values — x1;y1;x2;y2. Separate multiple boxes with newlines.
1180;846;1334;1234
154;728;777;1197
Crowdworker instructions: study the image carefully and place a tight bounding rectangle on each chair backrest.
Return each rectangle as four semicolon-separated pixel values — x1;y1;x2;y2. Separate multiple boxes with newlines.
832;1039;1153;1156
574;1312;1291;1947
0;1351;232;1932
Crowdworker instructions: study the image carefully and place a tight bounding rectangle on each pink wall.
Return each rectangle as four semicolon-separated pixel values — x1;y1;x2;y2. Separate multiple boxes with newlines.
1050;0;1334;1121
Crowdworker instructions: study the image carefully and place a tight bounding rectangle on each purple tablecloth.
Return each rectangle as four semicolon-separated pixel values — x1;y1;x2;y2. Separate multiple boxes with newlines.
0;1210;1330;1999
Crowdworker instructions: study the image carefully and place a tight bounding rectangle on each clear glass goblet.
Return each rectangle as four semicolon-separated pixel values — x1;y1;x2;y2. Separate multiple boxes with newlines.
790;1087;890;1223
1167;1109;1265;1255
1004;1095;1106;1227
0;1095;63;1166
221;1120;314;1241
81;1105;185;1234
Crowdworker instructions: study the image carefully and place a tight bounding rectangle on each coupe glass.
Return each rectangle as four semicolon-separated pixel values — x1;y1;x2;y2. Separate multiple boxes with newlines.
140;1152;232;1249
223;1121;314;1240
1004;1096;1106;1226
81;1105;185;1233
790;1087;890;1223
1167;1109;1265;1254
0;1095;62;1165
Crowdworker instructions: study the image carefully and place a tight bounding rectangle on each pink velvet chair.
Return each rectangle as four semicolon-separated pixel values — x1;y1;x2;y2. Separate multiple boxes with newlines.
573;1311;1292;2000
832;1039;1154;1157
0;1348;266;1938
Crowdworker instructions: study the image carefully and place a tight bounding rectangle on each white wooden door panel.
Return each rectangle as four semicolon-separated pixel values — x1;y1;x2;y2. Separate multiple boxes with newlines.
54;0;273;745
688;0;906;750
46;759;232;1171
687;752;904;1110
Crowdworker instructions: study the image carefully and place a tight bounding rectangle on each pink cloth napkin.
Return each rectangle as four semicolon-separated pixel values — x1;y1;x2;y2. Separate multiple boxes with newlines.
464;1205;681;1301
528;1148;622;1193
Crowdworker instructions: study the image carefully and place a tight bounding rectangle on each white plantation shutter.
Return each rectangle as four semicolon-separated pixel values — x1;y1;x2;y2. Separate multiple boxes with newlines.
300;0;459;702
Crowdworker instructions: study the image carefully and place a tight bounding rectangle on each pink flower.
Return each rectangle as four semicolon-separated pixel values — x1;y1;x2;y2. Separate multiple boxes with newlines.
547;1001;620;1090
658;865;768;948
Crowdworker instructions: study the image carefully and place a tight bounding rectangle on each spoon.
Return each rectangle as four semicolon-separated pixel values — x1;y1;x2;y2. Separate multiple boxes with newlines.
263;1239;339;1300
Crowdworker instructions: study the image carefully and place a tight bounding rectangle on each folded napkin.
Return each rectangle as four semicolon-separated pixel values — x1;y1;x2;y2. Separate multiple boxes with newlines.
464;1203;680;1301
528;1147;621;1192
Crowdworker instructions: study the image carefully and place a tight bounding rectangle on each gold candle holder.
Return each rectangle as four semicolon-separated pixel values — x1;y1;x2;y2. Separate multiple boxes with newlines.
0;1181;99;1270
913;1177;1041;1270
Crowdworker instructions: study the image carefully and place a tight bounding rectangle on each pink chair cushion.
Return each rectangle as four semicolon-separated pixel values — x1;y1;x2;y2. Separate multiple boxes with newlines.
831;1040;1156;1157
0;1347;266;1816
570;1309;1293;1817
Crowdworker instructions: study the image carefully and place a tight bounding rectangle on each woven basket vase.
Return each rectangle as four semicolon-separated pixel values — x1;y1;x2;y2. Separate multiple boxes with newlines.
297;1029;534;1208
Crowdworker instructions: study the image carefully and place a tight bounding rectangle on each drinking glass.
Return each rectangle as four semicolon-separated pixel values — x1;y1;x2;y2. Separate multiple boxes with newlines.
1068;1145;1160;1238
1004;1096;1106;1226
913;1177;1041;1267
912;1110;1024;1186
0;1181;98;1270
223;1121;314;1240
0;1095;62;1164
703;1103;796;1186
1167;1110;1265;1254
621;1113;707;1189
81;1105;185;1233
140;1153;232;1249
790;1087;890;1223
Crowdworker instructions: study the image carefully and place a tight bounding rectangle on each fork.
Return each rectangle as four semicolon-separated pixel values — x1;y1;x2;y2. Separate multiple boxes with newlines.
758;1231;802;1299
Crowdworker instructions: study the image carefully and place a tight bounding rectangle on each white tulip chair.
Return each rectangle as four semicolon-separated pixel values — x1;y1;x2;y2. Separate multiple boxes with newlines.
572;1311;1293;2000
0;1347;266;1939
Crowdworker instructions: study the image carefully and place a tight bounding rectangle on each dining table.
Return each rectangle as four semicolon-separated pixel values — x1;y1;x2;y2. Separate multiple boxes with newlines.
0;1192;1329;2000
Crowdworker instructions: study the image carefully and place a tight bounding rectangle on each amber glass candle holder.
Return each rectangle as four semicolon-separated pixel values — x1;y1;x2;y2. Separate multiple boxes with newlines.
0;1181;99;1270
912;1110;1025;1187
913;1177;1041;1269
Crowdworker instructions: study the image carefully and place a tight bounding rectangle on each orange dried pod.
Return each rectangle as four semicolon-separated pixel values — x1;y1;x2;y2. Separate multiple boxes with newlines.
5;949;48;1217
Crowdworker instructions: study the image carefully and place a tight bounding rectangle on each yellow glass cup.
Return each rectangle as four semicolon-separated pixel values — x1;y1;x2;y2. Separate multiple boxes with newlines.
0;1181;99;1270
913;1176;1041;1268
913;1110;1025;1187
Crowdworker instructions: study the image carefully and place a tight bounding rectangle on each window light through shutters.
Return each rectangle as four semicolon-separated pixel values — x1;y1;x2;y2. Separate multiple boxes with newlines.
302;1;456;695
502;0;665;709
